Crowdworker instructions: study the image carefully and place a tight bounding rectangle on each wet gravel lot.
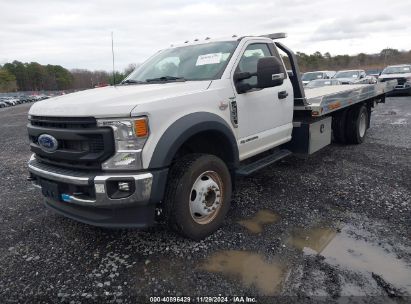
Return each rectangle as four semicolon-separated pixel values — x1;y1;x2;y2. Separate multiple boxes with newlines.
0;97;410;303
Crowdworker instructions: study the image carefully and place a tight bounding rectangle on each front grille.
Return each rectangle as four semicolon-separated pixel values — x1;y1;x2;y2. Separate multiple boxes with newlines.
30;116;97;129
35;154;104;170
28;116;114;170
380;77;406;85
29;134;105;153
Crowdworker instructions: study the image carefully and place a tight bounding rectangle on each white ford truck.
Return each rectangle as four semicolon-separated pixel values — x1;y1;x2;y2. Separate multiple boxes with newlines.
27;33;396;239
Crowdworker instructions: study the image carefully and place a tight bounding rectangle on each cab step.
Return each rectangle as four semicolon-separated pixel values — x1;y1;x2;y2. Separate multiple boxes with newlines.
236;149;292;176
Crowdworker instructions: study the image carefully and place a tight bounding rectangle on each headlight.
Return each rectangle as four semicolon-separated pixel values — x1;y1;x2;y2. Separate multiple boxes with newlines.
97;117;149;170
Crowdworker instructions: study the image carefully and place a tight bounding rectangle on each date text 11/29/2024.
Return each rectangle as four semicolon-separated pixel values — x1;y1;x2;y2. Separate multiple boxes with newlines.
149;296;257;303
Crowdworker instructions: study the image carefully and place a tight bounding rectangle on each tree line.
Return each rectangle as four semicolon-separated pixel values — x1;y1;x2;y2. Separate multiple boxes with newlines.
1;48;410;93
284;48;411;73
0;61;136;93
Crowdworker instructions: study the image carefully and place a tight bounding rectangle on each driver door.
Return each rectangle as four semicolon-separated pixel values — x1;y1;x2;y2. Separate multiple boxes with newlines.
232;42;293;160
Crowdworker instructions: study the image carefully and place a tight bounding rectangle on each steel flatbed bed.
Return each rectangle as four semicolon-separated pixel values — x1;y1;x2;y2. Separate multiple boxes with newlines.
294;81;397;117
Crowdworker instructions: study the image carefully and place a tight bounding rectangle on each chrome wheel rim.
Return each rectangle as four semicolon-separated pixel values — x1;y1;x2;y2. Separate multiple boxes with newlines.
359;112;367;138
189;171;223;225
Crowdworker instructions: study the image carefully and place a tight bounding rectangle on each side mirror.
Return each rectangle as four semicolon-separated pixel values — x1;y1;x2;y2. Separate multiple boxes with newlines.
359;74;364;79
256;56;285;88
234;72;253;82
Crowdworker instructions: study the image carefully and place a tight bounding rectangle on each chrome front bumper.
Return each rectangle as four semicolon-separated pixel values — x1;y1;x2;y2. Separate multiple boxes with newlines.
28;155;153;208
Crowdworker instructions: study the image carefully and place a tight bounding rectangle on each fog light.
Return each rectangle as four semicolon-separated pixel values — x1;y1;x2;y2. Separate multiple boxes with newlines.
106;179;135;199
118;181;131;192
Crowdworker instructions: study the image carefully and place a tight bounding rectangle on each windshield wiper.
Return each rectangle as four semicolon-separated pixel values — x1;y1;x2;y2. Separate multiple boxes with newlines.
121;79;146;85
145;76;186;82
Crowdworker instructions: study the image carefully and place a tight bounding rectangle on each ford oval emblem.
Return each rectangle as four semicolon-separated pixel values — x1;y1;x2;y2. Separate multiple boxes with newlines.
38;134;58;152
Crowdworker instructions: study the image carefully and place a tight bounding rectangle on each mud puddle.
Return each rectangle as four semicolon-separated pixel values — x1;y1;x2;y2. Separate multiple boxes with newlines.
238;210;280;233
201;250;287;295
288;225;411;294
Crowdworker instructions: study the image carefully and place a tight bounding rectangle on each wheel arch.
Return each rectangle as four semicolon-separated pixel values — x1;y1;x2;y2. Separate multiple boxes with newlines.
148;112;239;170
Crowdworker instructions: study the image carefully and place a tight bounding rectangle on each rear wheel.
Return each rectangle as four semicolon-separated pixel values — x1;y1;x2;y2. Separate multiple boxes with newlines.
345;105;369;144
332;109;348;144
163;154;232;240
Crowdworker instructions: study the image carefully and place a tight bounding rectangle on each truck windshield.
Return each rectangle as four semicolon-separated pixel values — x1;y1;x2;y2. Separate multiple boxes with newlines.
302;72;324;81
124;41;238;83
335;71;359;78
381;66;411;74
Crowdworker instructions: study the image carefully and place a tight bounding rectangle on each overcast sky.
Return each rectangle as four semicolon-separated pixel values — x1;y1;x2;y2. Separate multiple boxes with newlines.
0;0;410;71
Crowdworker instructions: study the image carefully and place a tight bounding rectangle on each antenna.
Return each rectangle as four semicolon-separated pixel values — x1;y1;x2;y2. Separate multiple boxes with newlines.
111;32;116;86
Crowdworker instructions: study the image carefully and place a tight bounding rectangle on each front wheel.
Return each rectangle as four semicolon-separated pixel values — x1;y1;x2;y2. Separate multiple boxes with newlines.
163;154;232;240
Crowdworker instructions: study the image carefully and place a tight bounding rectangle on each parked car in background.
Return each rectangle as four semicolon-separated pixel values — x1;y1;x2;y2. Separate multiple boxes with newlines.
364;75;378;84
2;98;18;106
301;71;336;85
305;79;341;88
18;96;31;103
378;64;411;95
365;69;382;79
0;94;50;107
333;70;368;84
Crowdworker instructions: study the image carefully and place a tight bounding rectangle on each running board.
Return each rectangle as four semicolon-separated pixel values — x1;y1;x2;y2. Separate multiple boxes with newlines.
236;149;292;176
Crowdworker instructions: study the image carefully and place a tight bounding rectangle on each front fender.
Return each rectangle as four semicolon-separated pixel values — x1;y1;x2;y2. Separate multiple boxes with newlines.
148;112;239;169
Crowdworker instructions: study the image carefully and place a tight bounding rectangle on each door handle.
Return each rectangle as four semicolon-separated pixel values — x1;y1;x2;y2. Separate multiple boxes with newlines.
278;91;288;99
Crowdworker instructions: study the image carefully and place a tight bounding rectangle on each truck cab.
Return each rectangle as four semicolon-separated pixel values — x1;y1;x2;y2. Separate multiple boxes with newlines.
27;33;394;239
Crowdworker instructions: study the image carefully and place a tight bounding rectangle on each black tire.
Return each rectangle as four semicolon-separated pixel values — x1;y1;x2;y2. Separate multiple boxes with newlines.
345;105;369;144
163;153;232;240
332;109;348;144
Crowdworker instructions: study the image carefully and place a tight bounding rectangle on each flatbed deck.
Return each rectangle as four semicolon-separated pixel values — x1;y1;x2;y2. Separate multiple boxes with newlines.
295;81;397;117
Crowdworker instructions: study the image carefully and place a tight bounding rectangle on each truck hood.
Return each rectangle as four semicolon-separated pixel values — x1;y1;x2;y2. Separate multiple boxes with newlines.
334;77;358;83
29;81;211;118
379;73;411;79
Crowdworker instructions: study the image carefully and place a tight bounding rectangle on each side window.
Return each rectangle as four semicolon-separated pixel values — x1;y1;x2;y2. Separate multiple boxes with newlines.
236;43;272;87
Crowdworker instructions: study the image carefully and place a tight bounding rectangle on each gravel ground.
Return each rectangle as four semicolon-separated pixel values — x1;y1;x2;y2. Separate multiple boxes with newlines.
0;97;410;303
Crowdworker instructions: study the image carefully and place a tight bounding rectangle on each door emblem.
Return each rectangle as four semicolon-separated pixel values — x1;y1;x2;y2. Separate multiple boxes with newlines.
229;97;238;128
38;134;58;152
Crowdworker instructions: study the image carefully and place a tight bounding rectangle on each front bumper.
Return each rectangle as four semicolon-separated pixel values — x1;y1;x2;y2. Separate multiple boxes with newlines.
28;155;168;228
390;84;411;95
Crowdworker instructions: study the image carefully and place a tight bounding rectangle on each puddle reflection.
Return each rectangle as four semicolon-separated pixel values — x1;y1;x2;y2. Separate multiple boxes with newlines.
288;226;411;293
201;250;286;295
238;210;280;234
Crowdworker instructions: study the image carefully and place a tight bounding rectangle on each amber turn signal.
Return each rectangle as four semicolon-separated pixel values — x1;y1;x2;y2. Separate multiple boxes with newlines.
134;118;149;137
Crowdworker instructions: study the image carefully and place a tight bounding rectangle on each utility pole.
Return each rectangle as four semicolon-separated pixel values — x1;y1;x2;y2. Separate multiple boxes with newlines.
111;32;116;86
